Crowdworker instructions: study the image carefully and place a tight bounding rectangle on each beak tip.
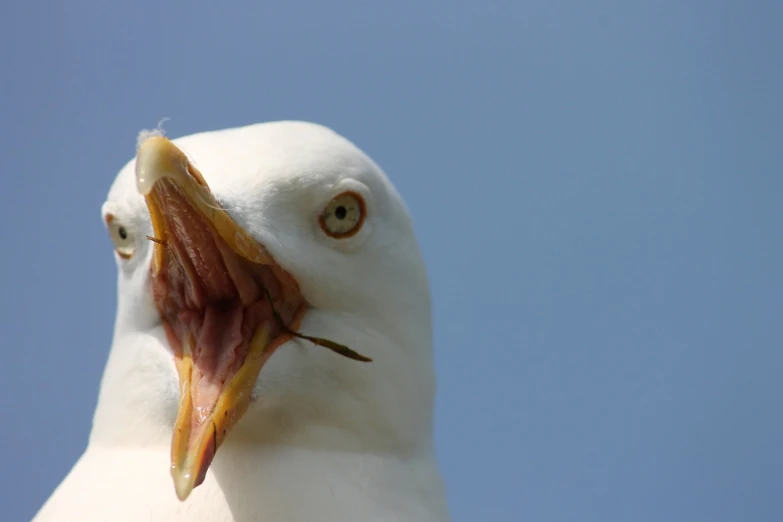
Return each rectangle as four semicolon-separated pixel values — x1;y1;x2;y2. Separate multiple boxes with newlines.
135;136;189;196
171;468;194;502
170;428;216;502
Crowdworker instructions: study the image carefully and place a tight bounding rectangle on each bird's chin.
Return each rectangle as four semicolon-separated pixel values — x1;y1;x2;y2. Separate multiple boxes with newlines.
136;136;307;501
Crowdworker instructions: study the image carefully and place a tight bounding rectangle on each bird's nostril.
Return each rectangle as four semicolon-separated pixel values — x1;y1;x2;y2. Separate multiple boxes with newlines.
187;164;207;187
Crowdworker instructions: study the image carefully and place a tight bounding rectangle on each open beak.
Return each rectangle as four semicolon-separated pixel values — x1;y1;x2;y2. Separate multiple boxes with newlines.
135;137;306;501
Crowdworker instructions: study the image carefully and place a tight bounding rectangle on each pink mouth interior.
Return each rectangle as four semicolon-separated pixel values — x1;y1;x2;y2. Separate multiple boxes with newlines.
149;179;303;428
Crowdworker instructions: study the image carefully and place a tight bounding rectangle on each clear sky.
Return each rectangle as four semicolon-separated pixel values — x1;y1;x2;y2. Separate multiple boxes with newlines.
1;1;781;521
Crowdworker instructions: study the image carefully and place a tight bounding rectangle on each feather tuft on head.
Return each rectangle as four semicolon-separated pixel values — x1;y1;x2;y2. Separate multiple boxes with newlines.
136;118;171;150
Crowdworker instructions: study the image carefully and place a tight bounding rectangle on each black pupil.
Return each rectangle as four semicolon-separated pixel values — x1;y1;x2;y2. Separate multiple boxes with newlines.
334;205;347;220
118;226;128;240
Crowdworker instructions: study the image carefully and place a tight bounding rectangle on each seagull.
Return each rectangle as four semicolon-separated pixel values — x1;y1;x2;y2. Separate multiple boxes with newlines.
33;121;449;521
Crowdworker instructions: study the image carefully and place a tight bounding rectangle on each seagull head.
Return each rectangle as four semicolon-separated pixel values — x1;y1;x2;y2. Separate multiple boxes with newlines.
98;122;435;501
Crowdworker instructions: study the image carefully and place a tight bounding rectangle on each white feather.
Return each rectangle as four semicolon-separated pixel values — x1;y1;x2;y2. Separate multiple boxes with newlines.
33;121;449;522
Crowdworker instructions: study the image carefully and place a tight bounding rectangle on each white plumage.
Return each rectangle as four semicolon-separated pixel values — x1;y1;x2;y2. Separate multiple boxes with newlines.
33;121;449;521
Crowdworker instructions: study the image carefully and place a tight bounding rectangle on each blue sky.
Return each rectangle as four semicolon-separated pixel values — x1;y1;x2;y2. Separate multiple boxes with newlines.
1;1;781;520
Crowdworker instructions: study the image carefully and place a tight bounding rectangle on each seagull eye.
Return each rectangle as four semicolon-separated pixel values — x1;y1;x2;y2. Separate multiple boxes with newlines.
106;215;135;259
319;191;365;238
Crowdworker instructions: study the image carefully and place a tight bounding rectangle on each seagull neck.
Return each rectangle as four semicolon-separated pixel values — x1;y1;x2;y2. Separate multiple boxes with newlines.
90;326;180;447
209;444;450;521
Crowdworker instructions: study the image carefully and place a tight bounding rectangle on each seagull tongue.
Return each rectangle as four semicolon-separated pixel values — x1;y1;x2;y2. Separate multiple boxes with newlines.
190;302;245;424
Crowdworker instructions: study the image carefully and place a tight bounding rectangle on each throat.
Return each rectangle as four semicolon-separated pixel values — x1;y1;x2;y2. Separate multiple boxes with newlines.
206;444;449;522
89;326;183;447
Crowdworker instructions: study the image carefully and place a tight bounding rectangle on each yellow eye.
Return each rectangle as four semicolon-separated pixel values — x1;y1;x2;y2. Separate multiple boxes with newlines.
105;214;135;259
319;191;366;238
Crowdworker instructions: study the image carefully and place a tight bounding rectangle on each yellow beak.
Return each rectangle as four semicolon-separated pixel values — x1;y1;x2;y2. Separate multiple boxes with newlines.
135;136;297;501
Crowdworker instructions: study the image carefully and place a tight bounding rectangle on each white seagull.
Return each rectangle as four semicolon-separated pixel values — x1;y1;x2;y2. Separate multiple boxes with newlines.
33;121;449;521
